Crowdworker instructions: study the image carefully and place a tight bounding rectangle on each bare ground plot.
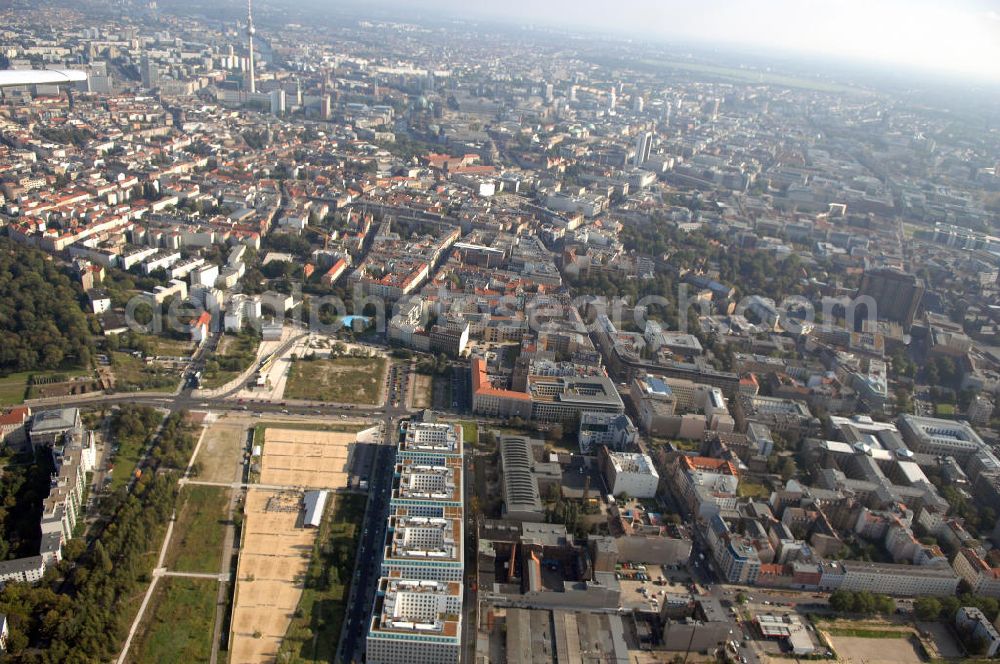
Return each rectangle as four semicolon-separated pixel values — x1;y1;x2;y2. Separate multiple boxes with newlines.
193;417;248;483
827;635;924;664
916;621;963;659
411;373;432;408
231;490;316;664
282;357;386;404
260;428;354;489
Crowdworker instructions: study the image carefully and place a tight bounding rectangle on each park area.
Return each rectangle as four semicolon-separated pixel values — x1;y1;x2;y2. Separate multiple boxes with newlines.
0;368;96;404
126;577;216;664
111;351;182;393
283;356;385;404
200;333;261;389
164;485;230;573
230;426;359;662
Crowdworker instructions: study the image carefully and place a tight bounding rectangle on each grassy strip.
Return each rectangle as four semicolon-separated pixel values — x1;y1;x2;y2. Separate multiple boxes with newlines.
200;370;240;389
138;334;196;357
254;422;366;440
127;577;217;664
825;627;911;638
737;482;770;499
165;485;229;573
112;351;181;393
457;420;479;445
201;333;260;388
276;494;365;663
108;407;165;492
0;369;91;405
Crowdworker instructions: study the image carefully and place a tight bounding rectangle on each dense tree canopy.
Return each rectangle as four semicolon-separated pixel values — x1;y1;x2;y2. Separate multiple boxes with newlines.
0;240;94;373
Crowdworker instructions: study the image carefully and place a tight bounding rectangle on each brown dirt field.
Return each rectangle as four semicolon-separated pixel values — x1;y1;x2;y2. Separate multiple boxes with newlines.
230;490;316;664
827;635;923;664
412;373;432;408
230;428;356;662
260;428;355;489
185;410;211;426
193;416;248;483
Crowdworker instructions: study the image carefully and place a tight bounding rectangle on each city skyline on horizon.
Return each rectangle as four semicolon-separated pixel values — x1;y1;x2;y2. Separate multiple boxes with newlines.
288;0;1000;85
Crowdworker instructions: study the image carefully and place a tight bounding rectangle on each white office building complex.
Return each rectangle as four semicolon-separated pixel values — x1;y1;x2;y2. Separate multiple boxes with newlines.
381;509;463;582
367;420;465;663
398;421;464;462
366;578;463;664
837;561;960;597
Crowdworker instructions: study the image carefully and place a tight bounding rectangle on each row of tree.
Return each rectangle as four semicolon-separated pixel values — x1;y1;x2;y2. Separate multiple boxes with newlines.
913;594;999;623
827;589;896;615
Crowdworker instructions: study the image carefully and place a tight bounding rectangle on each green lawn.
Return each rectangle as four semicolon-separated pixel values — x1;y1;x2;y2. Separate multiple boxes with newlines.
200;370;239;389
0;368;91;405
165;485;229;574
826;627;911;638
112;352;181;393
457;421;478;445
283;357;385;404
935;403;956;417
200;334;260;388
109;433;149;492
138;334;196;357
127;577;217;664
277;494;365;664
738;482;770;499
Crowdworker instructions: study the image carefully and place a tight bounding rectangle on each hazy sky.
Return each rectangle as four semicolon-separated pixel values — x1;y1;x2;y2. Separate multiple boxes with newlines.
377;0;1000;82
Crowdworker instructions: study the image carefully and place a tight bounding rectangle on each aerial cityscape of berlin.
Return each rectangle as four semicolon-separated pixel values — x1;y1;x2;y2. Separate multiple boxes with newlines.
0;0;997;662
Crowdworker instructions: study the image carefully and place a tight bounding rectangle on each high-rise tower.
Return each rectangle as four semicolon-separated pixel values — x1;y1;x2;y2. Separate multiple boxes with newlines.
246;0;256;94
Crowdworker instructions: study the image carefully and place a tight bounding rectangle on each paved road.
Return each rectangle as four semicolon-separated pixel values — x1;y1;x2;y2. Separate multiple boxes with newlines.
338;415;397;664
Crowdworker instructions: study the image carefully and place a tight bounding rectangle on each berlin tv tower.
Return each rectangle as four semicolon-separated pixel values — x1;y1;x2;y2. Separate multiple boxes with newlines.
246;0;256;94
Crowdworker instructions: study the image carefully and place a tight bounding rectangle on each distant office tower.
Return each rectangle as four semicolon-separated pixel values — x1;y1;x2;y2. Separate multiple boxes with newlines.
856;268;925;329
295;79;302;107
321;94;331;120
543;82;553;103
569;84;577;102
663;100;672;124
269;88;286;115
140;55;159;89
707;97;720;120
634;131;652;166
608;86;616;111
633;94;644;113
